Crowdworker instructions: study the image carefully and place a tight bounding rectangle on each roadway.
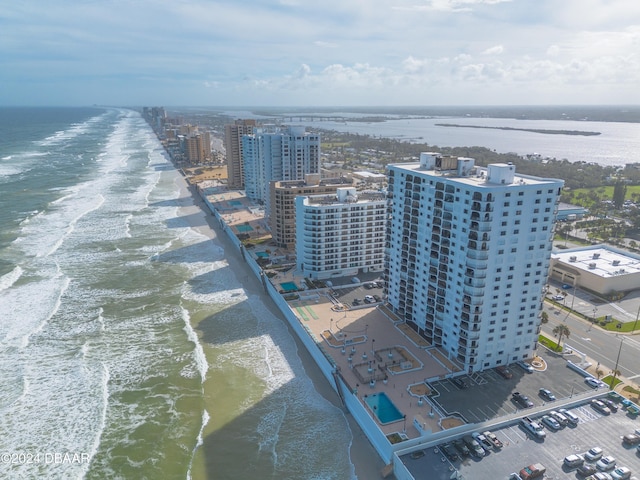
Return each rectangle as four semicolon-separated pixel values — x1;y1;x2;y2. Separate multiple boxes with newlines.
541;300;640;384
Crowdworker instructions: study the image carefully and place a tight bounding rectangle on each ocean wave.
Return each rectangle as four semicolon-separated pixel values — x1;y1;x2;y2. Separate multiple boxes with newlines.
0;265;23;292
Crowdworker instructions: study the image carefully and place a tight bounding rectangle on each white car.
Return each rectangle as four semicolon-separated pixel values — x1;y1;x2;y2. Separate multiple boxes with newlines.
611;466;632;480
552;294;565;301
596;455;616;472
516;360;534;373
585;376;604;388
585;446;604;461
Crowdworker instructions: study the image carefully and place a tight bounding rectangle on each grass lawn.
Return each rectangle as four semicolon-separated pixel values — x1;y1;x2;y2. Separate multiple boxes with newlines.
601;375;623;389
538;334;563;353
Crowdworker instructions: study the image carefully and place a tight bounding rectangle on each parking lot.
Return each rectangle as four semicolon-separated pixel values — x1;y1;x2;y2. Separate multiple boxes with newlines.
400;397;640;479
427;350;597;423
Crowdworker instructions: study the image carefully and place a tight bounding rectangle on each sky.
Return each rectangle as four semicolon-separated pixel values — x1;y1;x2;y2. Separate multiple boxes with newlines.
1;0;639;106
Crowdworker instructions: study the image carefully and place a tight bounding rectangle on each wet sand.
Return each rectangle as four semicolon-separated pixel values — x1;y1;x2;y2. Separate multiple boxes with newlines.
174;174;386;480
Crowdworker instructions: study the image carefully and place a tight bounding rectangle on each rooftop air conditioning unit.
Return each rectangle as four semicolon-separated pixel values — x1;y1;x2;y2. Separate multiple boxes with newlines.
613;260;620;266
593;253;600;259
589;263;596;269
569;256;577;262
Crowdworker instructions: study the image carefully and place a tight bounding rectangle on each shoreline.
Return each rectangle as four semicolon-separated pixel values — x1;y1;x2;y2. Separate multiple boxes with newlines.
171;171;385;479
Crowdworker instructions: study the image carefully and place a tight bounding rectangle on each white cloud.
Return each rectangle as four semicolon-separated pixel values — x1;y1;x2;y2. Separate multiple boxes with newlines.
482;45;504;55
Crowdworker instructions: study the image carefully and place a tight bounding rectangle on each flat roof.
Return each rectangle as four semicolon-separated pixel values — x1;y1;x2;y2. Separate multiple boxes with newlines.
552;247;640;278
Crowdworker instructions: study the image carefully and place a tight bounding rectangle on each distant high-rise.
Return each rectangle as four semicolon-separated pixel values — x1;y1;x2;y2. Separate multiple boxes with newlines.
385;153;563;372
242;125;320;205
296;187;386;280
270;174;353;250
184;131;211;164
224;119;256;189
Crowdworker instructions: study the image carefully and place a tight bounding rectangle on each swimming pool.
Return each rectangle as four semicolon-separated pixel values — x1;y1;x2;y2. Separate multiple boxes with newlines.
256;252;269;258
364;392;404;424
280;281;298;292
236;224;254;232
228;200;242;206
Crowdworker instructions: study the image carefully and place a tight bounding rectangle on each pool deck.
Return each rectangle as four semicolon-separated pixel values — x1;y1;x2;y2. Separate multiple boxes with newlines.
289;294;453;438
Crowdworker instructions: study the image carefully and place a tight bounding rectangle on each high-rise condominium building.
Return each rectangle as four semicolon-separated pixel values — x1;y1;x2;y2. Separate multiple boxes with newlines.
385;153;563;373
296;187;386;280
270;174;353;250
184;131;211;164
243;126;320;205
224;119;256;189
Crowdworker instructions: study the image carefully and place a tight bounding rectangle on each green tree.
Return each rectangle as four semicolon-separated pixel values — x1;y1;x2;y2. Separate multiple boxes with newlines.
613;182;627;209
540;311;549;324
552;324;571;349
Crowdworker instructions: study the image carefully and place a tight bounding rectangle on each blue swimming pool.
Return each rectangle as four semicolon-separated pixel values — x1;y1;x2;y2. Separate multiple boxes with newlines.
228;200;242;206
280;281;298;292
364;392;404;424
256;252;269;258
236;224;254;232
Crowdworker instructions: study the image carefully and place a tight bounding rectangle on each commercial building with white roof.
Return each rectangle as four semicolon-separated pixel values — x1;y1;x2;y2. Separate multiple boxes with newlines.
550;245;640;295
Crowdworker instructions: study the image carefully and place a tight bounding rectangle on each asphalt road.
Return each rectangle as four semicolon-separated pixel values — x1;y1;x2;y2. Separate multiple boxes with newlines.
542;301;640;384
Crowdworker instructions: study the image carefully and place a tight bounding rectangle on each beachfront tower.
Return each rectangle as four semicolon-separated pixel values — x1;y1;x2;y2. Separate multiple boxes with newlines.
242;126;321;205
385;154;563;373
296;187;387;280
225;119;257;189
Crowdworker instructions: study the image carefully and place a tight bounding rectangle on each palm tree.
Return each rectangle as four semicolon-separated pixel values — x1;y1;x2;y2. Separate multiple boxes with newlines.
552;324;571;349
540;311;549;324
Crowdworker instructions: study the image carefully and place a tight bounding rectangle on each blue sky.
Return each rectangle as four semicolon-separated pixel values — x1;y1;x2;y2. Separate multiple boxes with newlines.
1;0;639;106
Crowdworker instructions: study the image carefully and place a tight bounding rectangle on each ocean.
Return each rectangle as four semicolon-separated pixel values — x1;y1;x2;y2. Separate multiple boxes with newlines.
0;107;355;480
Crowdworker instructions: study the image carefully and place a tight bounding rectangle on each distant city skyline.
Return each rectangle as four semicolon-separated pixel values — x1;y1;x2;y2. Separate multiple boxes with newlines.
2;1;639;106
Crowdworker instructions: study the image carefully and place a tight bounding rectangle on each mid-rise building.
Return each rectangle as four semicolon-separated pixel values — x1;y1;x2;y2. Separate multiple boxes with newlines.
225;119;257;189
296;187;386;280
385;153;563;372
243;126;320;205
184;131;211;164
270;174;353;250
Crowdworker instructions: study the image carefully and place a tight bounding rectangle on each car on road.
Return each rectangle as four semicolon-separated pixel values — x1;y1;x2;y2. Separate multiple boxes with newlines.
591;399;611;415
539;388;556;401
541;414;561;430
622;433;640;446
516;360;534;373
552;294;565;301
585;376;605;388
577;464;597;477
596;455;616;471
496;365;513;379
584;447;604;461
611;466;632;480
440;443;459;461
513;392;534;408
564;453;584;468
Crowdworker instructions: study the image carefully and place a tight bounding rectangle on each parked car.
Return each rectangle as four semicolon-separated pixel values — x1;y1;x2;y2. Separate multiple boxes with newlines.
516;360;535;373
585;376;605;388
591;399;611;415
610;466;632;480
509;473;523;480
586;473;615;480
451;377;467;389
541;414;561;430
352;298;361;306
577;464;597;477
549;410;568;426
471;432;493;451
440;443;459;461
564;453;585;468
539;388;556;401
602;398;618;412
453;438;470;456
584;447;604;461
622;433;640;446
364;282;374;289
521;416;546;439
482;430;503;449
596;455;616;471
519;463;546;479
496;365;513;379
462;434;485;457
364;295;375;303
558;408;580;426
552;294;565;301
373;294;381;302
513;392;534;408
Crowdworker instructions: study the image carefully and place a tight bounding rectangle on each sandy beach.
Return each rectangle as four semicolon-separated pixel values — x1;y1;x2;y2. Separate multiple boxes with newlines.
173;172;386;479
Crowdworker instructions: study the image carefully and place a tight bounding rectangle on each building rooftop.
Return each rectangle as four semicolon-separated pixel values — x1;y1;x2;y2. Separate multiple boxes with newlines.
552;246;640;278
